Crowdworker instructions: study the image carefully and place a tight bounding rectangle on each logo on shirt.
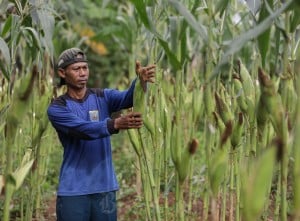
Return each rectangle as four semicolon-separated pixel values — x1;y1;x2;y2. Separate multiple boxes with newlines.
89;110;99;122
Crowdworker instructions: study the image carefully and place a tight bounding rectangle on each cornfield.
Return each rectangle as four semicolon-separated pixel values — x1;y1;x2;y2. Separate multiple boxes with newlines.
0;0;300;221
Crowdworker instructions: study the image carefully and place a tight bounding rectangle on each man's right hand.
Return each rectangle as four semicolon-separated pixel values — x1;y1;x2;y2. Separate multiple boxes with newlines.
114;112;143;130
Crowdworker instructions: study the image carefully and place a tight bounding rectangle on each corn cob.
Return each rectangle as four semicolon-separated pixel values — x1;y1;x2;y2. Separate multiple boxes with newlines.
237;59;255;103
241;147;276;221
6;66;37;173
233;77;248;112
215;91;233;125
258;68;286;137
178;138;199;184
10;149;34;190
192;86;203;123
143;112;155;137
231;112;244;148
237;60;257;123
213;111;226;134
204;84;215;117
160;92;170;134
133;64;147;114
209;148;228;196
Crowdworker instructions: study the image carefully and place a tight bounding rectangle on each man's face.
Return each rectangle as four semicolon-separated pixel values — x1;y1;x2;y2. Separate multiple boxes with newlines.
59;62;89;90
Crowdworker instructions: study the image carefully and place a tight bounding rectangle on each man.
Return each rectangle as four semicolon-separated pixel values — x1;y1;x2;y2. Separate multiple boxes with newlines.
47;48;155;221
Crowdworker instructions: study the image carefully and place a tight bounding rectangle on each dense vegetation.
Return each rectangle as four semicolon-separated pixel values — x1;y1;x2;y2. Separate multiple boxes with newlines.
0;0;300;220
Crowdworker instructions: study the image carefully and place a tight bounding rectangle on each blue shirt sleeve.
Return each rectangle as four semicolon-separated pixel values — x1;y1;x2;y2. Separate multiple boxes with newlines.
47;104;117;140
104;79;136;113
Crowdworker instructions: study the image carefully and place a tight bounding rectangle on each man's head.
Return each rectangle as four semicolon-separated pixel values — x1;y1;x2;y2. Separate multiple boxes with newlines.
57;48;89;89
57;48;88;69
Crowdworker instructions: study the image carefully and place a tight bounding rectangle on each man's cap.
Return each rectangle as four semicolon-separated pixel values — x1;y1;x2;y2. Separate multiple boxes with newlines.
57;48;88;69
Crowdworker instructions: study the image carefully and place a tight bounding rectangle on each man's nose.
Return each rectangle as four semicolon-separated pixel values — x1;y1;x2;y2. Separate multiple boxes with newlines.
78;68;87;76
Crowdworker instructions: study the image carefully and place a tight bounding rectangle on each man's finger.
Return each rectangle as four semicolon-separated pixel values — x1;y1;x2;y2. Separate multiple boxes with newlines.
146;65;156;71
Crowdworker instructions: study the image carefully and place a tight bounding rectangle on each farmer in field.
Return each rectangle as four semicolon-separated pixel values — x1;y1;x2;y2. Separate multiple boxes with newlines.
47;47;155;221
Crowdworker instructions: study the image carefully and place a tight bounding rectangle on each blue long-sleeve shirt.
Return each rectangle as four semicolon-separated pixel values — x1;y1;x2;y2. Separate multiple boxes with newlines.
47;80;136;196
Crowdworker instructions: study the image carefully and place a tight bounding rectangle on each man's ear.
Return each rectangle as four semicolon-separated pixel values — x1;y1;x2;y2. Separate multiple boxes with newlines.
58;68;66;79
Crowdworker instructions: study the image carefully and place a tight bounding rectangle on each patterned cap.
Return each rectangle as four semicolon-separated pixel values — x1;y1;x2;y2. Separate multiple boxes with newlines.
57;48;88;69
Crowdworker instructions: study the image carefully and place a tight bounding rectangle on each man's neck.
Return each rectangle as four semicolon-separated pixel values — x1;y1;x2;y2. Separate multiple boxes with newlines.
67;87;87;100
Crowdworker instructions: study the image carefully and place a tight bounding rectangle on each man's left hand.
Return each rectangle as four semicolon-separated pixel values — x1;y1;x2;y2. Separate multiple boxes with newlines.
136;61;156;83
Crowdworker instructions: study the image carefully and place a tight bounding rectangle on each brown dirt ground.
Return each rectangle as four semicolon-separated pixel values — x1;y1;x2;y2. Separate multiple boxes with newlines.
32;191;294;221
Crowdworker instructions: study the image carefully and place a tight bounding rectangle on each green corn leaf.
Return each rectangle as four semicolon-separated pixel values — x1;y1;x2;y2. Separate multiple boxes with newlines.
0;61;9;80
169;16;179;55
168;0;208;43
36;9;55;54
212;0;294;78
157;38;181;70
131;0;181;70
21;27;42;50
257;0;273;67
130;0;152;30
1;14;12;37
0;37;11;65
290;2;300;32
215;0;230;17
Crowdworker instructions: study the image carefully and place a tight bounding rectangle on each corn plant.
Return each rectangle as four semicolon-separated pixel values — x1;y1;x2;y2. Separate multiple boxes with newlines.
126;0;300;221
0;1;55;220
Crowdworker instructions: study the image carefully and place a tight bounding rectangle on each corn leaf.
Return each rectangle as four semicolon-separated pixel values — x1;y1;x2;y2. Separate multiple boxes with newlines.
21;27;41;49
1;14;12;37
0;37;11;65
168;0;208;43
257;0;272;67
36;9;55;54
290;2;300;32
130;0;152;30
212;0;293;79
157;38;181;70
215;0;230;16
